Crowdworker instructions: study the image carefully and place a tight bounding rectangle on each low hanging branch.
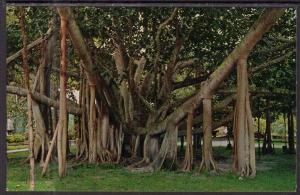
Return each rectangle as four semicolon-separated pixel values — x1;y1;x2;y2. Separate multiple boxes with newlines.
6;85;81;115
19;8;35;191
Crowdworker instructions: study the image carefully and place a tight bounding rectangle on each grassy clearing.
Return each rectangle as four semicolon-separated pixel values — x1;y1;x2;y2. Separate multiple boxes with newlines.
6;147;296;192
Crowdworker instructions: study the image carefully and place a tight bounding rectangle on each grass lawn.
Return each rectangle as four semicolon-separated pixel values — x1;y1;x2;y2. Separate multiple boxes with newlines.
7;144;28;151
6;147;296;192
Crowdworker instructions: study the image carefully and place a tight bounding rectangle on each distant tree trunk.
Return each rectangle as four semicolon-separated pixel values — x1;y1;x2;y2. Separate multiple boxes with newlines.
287;111;295;154
131;135;140;159
199;98;218;173
263;98;274;154
257;115;261;156
193;134;197;152
19;8;35;190
180;136;184;153
232;57;256;177
181;112;193;171
56;9;68;177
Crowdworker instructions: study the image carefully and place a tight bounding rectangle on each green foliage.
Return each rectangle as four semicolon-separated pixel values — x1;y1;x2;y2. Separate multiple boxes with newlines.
6;133;26;143
7;7;296;120
7;94;27;119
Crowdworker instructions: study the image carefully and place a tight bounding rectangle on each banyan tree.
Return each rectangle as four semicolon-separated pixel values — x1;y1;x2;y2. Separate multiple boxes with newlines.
6;6;296;188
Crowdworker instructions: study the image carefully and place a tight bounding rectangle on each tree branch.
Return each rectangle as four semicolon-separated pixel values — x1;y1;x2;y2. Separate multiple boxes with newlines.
251;49;295;73
7;85;81;115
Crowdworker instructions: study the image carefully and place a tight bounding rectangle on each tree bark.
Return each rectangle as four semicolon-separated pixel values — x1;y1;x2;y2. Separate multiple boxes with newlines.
88;85;97;163
232;57;256;177
199;98;217;173
56;9;68;177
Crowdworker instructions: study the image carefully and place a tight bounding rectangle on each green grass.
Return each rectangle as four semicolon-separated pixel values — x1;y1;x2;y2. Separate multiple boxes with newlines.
6;147;296;192
7;145;28;151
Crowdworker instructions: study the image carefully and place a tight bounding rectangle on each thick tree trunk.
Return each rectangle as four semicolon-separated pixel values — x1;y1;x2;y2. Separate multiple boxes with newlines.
19;8;35;190
232;58;256;177
199;98;218;173
181;112;193;171
128;126;178;172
